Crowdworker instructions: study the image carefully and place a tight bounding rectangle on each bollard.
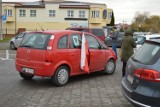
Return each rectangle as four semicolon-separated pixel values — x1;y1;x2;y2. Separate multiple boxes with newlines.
6;50;9;60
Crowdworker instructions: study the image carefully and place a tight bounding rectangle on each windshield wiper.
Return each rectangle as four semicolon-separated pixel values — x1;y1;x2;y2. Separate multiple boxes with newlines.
131;57;142;63
20;45;33;48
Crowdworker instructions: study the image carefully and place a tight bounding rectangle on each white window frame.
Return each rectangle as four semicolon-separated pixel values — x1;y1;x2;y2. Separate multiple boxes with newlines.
30;10;36;17
67;10;74;18
92;11;99;18
4;9;12;17
49;10;56;17
19;10;26;17
79;11;85;18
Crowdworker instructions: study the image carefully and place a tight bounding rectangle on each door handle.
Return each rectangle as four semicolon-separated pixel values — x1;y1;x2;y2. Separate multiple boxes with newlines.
71;53;74;56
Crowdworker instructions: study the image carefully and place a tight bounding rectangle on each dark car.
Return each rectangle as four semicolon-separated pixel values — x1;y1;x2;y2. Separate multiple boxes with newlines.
105;32;125;47
66;27;105;42
122;39;160;107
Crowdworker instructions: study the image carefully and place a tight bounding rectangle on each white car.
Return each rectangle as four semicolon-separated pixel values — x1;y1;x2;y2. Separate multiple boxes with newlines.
135;34;160;52
10;32;29;50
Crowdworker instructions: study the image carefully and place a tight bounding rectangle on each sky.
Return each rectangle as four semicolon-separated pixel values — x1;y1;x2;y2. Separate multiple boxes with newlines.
2;0;160;24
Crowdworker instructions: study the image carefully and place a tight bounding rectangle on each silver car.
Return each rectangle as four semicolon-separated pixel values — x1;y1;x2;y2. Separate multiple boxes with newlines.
10;32;29;50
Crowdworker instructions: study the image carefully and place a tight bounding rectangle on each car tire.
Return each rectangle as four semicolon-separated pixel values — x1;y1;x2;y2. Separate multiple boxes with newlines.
51;66;69;86
10;42;16;50
19;72;34;80
103;59;116;75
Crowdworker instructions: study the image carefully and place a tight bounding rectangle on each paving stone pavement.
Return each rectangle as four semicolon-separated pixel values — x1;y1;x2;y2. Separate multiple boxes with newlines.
0;42;134;107
0;57;134;107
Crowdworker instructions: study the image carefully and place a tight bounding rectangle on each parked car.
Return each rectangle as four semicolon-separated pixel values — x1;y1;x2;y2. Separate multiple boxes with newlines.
122;39;160;107
66;27;106;42
16;30;116;86
10;32;29;50
134;34;160;51
105;32;125;47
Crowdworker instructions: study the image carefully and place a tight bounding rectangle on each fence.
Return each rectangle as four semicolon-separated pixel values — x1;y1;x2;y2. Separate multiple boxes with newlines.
2;28;39;36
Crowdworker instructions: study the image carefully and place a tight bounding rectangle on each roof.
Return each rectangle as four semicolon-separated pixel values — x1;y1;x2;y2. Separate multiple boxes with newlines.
31;30;81;35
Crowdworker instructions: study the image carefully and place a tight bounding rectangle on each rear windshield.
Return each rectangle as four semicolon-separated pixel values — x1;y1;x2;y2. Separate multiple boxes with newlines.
91;29;105;36
132;42;160;64
19;33;51;50
136;36;146;45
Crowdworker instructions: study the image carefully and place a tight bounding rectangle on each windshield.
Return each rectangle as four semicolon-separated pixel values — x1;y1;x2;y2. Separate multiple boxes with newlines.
19;33;51;50
91;29;105;36
132;42;160;64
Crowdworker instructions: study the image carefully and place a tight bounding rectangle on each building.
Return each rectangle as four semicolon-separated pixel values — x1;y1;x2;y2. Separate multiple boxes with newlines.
2;0;114;35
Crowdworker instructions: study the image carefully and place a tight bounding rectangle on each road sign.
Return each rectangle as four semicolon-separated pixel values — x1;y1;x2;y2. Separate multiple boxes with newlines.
2;15;6;23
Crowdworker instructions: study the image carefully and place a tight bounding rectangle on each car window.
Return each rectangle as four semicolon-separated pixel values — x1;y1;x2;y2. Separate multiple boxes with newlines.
70;34;81;49
58;35;68;49
132;42;160;64
85;34;100;49
136;36;146;44
15;33;24;39
91;28;105;36
20;33;51;49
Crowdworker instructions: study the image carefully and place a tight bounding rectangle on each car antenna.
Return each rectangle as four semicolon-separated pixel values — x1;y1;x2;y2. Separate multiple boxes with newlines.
37;23;44;31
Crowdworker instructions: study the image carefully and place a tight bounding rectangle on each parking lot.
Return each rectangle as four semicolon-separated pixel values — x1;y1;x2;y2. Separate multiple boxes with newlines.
0;49;134;107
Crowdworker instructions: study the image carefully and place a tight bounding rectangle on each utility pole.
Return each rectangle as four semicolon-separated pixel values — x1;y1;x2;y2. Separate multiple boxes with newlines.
0;0;3;40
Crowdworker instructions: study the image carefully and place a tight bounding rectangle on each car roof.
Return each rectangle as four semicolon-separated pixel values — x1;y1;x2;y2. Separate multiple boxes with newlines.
30;30;95;36
146;39;160;44
145;34;160;40
147;39;160;43
30;30;80;35
66;27;103;29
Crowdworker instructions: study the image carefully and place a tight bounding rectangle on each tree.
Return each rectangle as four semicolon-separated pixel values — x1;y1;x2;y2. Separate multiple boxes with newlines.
131;11;160;33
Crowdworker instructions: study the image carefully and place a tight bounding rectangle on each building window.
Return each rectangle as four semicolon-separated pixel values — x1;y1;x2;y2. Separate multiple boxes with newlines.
67;10;74;18
4;9;12;17
49;10;56;17
108;12;112;18
19;10;26;17
30;10;36;17
79;11;85;18
92;11;100;18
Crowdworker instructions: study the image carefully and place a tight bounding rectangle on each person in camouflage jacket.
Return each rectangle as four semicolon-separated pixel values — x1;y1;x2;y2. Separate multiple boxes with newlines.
121;28;136;77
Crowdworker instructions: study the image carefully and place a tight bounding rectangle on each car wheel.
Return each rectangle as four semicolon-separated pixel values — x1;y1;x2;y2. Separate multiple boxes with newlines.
103;59;116;75
19;72;34;80
10;42;16;50
52;66;69;86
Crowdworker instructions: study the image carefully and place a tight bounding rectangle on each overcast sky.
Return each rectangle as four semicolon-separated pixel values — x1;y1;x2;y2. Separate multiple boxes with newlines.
2;0;160;24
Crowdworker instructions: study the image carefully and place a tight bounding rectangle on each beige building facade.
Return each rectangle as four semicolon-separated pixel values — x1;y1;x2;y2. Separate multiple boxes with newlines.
2;1;114;34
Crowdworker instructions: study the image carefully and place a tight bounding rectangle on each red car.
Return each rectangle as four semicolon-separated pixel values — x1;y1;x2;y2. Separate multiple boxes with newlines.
16;30;116;86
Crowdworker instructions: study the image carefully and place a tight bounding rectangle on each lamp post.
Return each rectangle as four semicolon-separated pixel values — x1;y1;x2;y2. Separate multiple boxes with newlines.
0;0;3;40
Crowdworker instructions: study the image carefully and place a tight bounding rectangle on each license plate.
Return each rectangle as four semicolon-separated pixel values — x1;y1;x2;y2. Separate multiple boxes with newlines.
127;75;133;84
22;68;34;75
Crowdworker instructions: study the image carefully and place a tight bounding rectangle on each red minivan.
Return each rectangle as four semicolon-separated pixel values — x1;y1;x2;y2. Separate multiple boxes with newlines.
16;30;116;86
66;27;106;42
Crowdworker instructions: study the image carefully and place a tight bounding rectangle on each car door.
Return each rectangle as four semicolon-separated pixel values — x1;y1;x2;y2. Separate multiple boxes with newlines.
85;34;106;72
14;32;26;47
68;33;82;75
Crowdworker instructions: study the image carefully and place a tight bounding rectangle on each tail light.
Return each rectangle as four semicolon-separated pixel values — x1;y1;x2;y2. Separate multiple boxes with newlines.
47;35;55;50
46;35;55;62
134;68;160;82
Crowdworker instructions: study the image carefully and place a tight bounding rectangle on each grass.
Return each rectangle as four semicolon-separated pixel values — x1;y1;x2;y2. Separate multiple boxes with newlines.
0;37;12;43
